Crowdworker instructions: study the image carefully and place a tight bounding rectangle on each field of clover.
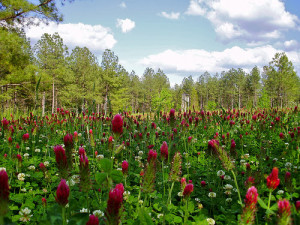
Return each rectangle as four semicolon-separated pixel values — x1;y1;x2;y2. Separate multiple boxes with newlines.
0;107;299;225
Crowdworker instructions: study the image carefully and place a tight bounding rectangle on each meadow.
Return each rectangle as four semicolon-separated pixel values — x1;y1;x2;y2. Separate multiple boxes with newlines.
0;107;299;225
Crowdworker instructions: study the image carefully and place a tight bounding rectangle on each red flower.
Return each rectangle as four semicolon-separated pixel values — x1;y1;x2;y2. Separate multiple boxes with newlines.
147;149;157;162
183;183;194;198
0;170;9;202
1;118;9;129
78;147;86;156
278;199;291;217
16;154;22;162
169;109;175;118
63;134;74;149
122;161;129;174
296;201;300;212
55;179;69;207
160;141;168;160
266;167;280;190
112;114;123;135
106;184;124;223
200;181;206;187
86;215;99;225
39;162;46;172
244;186;258;210
22;133;29;141
188;136;192;142
54;145;67;167
42;197;47;207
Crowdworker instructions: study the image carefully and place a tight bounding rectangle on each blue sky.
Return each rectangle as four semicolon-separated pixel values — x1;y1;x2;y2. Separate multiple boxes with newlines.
26;0;300;86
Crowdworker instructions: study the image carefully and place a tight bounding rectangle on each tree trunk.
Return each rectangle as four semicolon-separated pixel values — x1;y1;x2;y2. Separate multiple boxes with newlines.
42;92;45;116
52;79;55;114
104;86;108;115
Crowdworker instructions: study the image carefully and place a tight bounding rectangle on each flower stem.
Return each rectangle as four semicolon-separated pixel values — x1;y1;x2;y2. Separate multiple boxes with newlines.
184;199;189;224
62;206;66;225
231;170;243;207
162;161;165;198
167;182;175;205
0;215;4;225
267;190;272;209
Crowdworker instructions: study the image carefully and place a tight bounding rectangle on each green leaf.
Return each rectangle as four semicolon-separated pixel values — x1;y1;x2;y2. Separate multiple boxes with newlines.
68;213;89;225
137;207;154;225
270;203;278;211
173;216;182;223
257;197;268;209
99;158;112;173
95;172;108;185
111;170;123;183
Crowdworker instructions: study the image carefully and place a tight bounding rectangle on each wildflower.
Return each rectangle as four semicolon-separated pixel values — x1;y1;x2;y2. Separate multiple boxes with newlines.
226;198;232;203
112;114;123;135
208;192;216;198
44;161;49;167
105;183;124;224
147;149;157;163
266;167;280;190
86;215;99;225
277;190;284;195
0;170;9;216
55;179;70;207
201;181;206;187
42;197;47;207
19;207;32;222
93;210;104;217
18;173;25;181
79;154;90;192
241;186;258;224
169;152;182;182
217;170;225;176
22;133;29;141
183;183;194;198
122;160;129;175
160;141;168;160
17;154;22;162
80;208;88;213
54;145;68;179
207;218;215;225
28;165;35;171
278;199;291;225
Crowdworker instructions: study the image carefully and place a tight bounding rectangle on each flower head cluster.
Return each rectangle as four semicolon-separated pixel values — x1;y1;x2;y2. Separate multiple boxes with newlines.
112;114;123;135
241;186;258;224
183;183;194;198
105;183;124;224
54;145;68;179
278;199;291;225
266;167;280;190
19;207;32;222
0;170;9;216
55;179;70;207
160;141;168;160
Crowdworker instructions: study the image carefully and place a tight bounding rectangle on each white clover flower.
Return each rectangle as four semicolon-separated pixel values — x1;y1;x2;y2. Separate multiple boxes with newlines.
207;218;215;225
32;141;36;144
123;191;131;201
285;162;292;169
240;159;246;164
139;200;143;204
156;127;161;131
178;192;183;197
138;151;143;156
21;188;27;192
19;207;32;222
195;198;200;202
44;161;49;167
23;153;29;158
273;158;278;162
28;165;35;170
25;147;30;151
224;175;231;180
224;184;233;190
208;192;216;198
224;190;232;195
35;149;41;153
65;203;69;208
157;214;164;219
217;170;225;176
96;154;104;160
226;198;232;202
80;208;88;213
244;154;250;159
277;190;284;195
39;140;42;143
18;173;25;181
72;175;80;184
93;210;104;217
78;133;82;137
66;179;75;187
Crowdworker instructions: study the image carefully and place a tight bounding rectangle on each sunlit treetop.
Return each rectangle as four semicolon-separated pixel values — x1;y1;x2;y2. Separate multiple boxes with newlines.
0;0;74;26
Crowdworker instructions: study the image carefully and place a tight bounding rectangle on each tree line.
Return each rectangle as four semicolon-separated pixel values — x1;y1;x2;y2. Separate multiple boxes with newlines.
1;30;300;114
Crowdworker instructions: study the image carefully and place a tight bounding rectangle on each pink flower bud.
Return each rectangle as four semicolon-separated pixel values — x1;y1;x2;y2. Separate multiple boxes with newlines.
55;179;69;207
183;183;193;198
160;141;168;160
112;114;123;135
122;161;129;174
266;167;280;190
86;215;99;225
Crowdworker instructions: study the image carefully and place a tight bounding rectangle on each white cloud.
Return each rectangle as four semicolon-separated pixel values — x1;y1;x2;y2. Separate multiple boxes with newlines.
160;11;180;20
185;0;206;16
185;0;300;43
25;21;116;52
120;2;126;8
116;18;135;33
284;40;299;51
139;45;300;75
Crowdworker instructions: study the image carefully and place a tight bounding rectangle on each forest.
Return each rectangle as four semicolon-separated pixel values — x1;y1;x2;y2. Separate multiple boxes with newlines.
0;0;300;114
